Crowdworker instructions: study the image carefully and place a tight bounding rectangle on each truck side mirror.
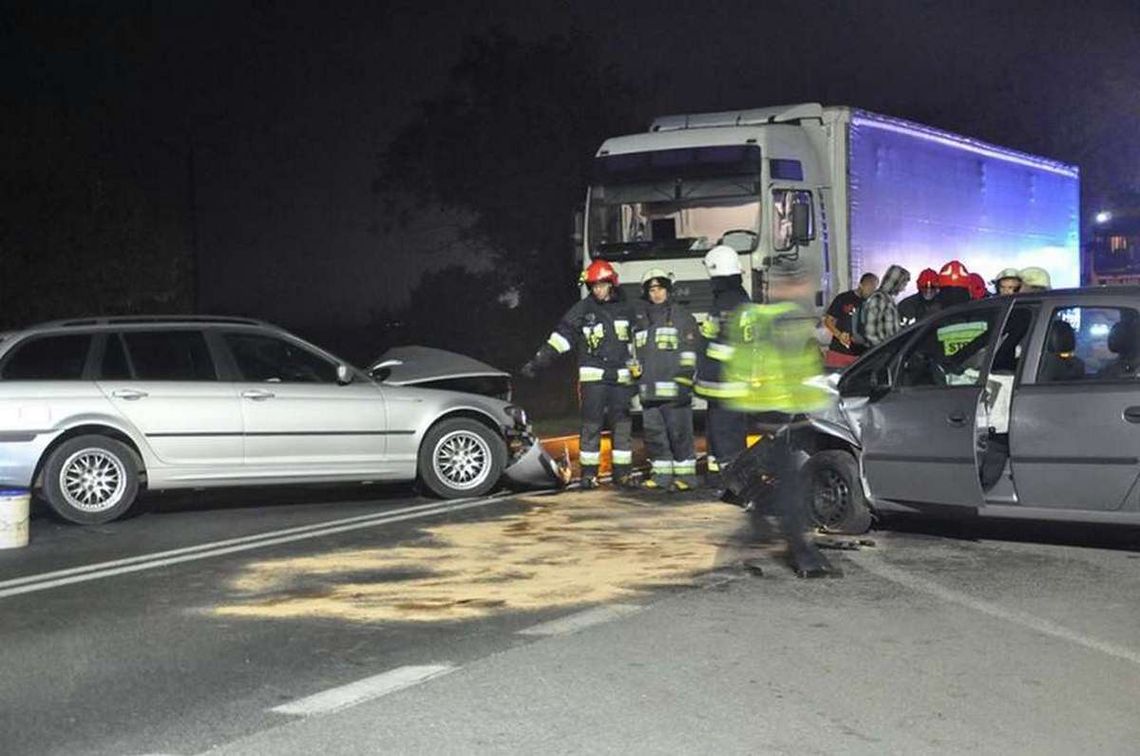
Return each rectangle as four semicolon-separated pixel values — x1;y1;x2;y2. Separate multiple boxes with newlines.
792;202;811;244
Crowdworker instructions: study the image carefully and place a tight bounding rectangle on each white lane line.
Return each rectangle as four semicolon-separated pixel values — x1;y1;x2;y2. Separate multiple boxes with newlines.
517;603;644;636
271;664;456;716
854;553;1140;668
0;495;515;600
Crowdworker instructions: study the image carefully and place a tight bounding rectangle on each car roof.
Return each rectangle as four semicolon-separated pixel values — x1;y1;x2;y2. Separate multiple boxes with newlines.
4;315;278;338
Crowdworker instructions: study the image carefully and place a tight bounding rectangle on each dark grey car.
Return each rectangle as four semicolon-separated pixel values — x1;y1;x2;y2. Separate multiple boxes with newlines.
800;287;1140;533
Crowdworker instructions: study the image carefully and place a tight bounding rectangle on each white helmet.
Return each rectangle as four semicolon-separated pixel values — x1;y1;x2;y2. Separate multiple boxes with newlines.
703;245;742;276
640;268;673;289
1019;266;1052;290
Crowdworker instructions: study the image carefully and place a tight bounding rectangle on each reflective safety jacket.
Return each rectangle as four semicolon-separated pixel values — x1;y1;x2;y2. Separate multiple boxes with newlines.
694;276;752;400
531;291;637;384
632;299;699;402
723;301;832;413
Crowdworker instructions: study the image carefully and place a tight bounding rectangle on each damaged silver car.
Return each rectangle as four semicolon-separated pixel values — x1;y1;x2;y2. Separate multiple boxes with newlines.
0;318;564;525
801;288;1140;533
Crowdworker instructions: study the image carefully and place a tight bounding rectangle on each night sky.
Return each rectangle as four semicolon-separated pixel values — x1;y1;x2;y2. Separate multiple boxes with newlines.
4;0;1139;339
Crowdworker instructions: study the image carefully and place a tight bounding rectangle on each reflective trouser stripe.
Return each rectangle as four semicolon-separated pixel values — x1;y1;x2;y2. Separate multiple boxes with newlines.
694;380;747;399
612;449;632;465
617;368;632;385
707;456;720;473
679;351;697;367
547;332;572;353
673;459;696;475
654;381;678;397
579;366;605;382
651;459;673;474
579;450;601;465
707;342;734;361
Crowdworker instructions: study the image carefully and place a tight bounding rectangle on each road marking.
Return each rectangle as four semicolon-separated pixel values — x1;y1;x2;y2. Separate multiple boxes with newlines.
855;553;1140;668
0;495;519;600
517;603;644;636
271;664;456;716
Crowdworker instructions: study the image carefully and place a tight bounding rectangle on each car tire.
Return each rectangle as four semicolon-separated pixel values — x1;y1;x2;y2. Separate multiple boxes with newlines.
801;449;872;534
418;418;506;499
41;435;142;525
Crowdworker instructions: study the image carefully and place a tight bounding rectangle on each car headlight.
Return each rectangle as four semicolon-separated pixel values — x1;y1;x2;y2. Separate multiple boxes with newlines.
504;404;528;428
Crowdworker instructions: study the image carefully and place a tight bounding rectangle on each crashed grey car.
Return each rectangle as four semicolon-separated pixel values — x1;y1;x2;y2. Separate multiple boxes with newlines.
800;288;1140;533
0;317;559;525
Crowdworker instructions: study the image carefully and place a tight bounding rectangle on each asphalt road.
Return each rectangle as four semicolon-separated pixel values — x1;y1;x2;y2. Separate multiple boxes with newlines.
1;487;1139;755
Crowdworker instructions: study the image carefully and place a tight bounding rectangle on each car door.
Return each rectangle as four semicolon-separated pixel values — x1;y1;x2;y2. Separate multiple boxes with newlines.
860;304;1005;508
1009;299;1140;511
220;330;391;474
97;329;244;468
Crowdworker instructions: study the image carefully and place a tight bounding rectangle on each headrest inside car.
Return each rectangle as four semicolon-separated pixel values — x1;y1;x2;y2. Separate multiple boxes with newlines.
1047;321;1076;354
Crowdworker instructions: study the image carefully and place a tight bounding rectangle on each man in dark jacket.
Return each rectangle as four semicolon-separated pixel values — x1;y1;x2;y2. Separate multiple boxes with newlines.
521;259;637;489
632;268;700;492
693;245;752;489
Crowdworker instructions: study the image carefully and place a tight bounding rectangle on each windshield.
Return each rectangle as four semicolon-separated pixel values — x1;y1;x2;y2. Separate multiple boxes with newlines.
588;177;760;262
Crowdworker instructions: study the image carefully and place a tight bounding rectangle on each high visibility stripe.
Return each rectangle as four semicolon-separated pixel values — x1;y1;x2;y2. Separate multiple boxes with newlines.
617;368;632;385
699;320;719;338
612;449;632;465
547;332;572;353
694;380;747;398
579;450;601;465
707;342;734;361
654;381;678;397
674;376;693;387
673;459;696;475
579;366;605;382
707;457;720;473
679;351;697;367
614;319;631;341
651;459;673;474
634;330;648;347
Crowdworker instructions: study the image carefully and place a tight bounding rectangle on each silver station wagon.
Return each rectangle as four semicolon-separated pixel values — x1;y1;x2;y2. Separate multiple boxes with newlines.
800;288;1140;533
0;317;539;524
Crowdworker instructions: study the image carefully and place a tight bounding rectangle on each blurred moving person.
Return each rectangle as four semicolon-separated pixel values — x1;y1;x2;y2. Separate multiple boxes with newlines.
720;266;840;578
632;269;700;492
521;259;637;489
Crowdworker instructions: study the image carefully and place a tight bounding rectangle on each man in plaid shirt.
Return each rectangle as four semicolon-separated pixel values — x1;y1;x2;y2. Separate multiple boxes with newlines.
861;264;911;347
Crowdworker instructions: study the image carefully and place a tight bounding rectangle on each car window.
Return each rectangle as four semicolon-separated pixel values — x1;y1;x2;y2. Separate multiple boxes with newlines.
121;331;217;381
224;332;338;383
1038;306;1140;383
99;334;133;380
897;307;1000;388
838;335;909;397
0;334;93;380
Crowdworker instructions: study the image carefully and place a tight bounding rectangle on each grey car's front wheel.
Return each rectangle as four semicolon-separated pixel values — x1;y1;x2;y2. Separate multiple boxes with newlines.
802;449;872;534
41;435;142;525
418;418;506;499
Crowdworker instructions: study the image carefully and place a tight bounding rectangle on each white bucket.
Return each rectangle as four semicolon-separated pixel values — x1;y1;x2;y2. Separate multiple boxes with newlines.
0;489;30;549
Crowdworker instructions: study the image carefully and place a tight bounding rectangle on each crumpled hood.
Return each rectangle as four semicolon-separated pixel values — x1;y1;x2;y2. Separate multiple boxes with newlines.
879;265;911;296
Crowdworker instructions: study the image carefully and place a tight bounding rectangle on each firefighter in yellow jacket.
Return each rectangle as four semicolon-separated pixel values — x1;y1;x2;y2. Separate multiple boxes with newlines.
719;277;840;577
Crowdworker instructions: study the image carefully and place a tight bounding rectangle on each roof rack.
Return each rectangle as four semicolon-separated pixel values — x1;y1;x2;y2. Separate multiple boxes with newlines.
39;315;267;328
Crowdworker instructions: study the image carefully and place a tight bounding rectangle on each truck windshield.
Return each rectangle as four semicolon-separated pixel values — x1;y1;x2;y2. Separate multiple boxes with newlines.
588;176;760;262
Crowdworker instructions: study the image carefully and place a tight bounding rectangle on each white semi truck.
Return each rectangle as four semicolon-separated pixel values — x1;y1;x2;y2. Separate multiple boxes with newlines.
580;103;1080;313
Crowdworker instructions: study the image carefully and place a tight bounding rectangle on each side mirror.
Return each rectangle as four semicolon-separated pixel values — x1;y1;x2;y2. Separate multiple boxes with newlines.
791;202;811;244
336;364;354;385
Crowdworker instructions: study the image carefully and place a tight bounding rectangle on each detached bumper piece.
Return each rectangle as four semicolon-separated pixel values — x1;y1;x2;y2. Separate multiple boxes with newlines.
503;435;571;490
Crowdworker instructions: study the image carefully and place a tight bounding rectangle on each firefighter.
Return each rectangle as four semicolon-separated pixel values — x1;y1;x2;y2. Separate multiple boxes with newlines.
898;268;940;325
693;245;752;490
632;268;699;492
720;268;840;578
520;259;637;489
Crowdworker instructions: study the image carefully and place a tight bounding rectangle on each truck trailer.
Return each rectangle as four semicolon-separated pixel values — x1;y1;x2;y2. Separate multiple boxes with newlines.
582;103;1080;313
